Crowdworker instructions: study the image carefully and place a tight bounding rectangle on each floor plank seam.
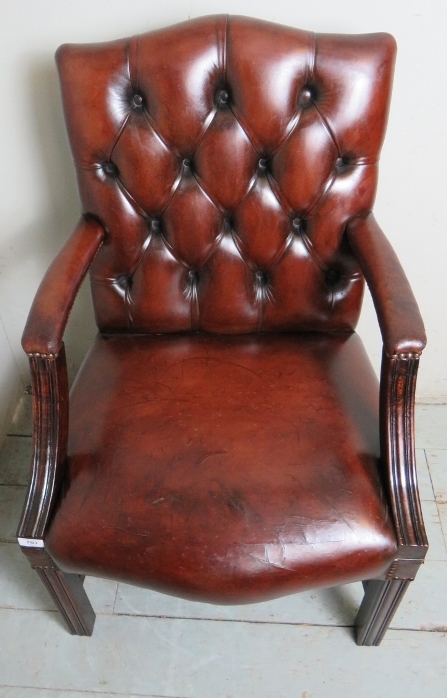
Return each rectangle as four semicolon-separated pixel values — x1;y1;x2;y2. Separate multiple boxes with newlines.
112;582;120;614
0;685;188;698
117;615;355;628
423;448;437;497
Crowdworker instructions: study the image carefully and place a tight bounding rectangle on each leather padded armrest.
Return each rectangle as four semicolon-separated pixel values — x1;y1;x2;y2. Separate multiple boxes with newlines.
22;216;105;355
346;212;426;356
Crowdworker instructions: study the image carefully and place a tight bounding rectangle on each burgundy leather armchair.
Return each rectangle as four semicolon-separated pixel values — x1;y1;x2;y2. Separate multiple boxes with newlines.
17;15;428;645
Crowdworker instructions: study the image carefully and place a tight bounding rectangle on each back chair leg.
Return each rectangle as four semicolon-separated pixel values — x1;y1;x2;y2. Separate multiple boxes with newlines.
355;578;410;646
20;545;95;636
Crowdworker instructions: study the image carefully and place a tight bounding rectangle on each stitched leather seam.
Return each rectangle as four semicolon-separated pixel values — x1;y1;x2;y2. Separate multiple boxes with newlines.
109;112;131;162
263;172;294;218
129;36;138;91
191;109;219;161
268;107;304;159
114;178;151;220
191;169;226;215
308;31;317;82
142;107;183;161
228;104;263;157
221;14;229;80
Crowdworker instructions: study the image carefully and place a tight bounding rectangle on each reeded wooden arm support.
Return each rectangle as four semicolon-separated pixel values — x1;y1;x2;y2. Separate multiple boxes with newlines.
380;351;428;579
17;345;95;635
355;353;427;645
16;349;95;636
17;348;69;544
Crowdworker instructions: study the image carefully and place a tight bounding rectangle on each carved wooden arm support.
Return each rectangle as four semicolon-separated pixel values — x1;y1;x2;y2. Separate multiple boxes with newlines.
346;213;428;580
18;216;105;546
379;352;428;579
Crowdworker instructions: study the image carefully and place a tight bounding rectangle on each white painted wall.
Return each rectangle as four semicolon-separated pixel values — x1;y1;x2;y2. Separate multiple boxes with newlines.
0;317;22;444
0;0;445;440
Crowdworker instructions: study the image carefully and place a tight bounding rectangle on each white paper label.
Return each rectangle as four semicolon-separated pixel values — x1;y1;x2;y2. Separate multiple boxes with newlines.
17;537;44;548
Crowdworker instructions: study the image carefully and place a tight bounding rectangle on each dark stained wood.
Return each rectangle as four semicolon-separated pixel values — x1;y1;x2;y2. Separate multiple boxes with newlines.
354;351;428;645
380;351;428;577
355;579;410;646
21;547;95;636
17;348;68;541
17;347;96;634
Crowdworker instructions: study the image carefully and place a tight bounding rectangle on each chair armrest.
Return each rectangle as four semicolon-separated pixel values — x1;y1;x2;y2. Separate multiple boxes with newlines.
346;212;426;357
17;216;104;547
347;214;428;578
22;216;105;356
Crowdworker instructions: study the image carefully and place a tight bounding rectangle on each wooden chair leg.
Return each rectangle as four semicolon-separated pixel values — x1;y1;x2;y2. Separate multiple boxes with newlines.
20;546;95;636
355;578;410;646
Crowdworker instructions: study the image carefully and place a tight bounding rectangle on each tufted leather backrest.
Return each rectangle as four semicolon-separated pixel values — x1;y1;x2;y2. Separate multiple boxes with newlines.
57;15;396;334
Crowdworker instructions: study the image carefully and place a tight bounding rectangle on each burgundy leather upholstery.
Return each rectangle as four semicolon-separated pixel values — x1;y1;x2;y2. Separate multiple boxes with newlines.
46;332;396;599
23;16;424;615
56;15;396;335
347;213;426;356
22;217;104;356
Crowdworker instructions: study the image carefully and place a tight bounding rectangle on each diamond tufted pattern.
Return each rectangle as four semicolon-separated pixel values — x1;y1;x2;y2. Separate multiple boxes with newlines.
57;15;396;334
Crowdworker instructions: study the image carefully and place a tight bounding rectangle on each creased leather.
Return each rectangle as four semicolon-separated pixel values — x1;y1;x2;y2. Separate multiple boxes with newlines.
46;333;397;599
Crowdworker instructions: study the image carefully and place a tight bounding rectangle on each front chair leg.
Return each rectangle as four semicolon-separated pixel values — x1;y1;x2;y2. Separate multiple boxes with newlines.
20;545;95;636
355;578;410;646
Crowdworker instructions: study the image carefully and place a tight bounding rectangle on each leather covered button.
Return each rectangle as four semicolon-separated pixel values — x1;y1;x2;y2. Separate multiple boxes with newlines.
299;86;313;107
102;161;118;178
182;158;192;170
258;158;268;171
131;93;144;109
326;269;339;283
216;89;229;107
116;274;131;289
335;155;351;171
292;217;301;231
255;270;268;285
151;219;160;234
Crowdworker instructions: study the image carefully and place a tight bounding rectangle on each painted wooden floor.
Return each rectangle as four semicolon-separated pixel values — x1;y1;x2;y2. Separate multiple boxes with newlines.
0;396;446;697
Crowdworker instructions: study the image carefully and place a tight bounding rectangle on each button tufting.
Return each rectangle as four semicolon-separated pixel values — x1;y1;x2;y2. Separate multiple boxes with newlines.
292;217;301;231
255;270;268;285
182;158;192;170
223;217;233;232
216;89;229;107
131;93;144;109
188;270;199;283
116;274;131;290
326;269;340;283
299;86;314;107
102;161;118;178
335;155;351;171
258;158;268;171
151;219;160;234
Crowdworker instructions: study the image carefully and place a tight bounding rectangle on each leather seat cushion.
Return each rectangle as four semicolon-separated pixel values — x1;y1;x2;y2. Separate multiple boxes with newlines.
46;332;397;603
